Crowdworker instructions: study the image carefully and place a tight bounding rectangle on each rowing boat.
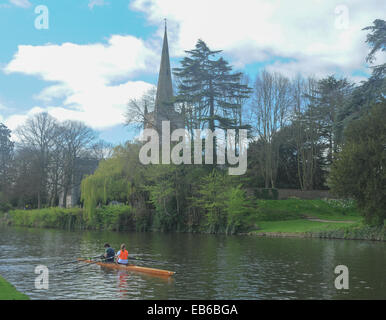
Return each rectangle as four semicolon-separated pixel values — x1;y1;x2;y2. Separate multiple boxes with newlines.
77;258;175;277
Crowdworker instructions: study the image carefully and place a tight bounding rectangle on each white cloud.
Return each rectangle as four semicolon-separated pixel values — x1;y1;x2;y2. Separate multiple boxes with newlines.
131;0;383;80
5;107;44;141
4;35;158;130
9;0;31;8
0;102;10;123
3;0;383;134
88;0;108;10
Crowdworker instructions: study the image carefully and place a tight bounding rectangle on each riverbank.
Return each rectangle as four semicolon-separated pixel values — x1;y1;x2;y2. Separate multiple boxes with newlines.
250;221;386;241
246;199;386;241
248;200;385;241
0;275;29;300
1;199;384;241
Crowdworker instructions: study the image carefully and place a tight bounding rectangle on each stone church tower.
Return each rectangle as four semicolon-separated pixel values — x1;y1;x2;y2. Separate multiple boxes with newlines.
144;22;184;133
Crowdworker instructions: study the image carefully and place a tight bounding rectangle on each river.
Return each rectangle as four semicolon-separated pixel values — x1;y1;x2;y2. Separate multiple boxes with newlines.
0;226;385;299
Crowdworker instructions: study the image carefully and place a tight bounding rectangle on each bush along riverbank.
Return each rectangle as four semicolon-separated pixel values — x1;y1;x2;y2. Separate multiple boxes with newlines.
0;275;29;300
0;205;135;231
1;198;384;241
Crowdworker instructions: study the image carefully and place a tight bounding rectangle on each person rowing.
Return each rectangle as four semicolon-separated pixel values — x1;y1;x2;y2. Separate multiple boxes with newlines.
103;243;115;263
116;243;129;265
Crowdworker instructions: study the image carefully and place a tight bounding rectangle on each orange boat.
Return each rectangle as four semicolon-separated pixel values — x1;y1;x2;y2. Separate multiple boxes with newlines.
77;258;175;277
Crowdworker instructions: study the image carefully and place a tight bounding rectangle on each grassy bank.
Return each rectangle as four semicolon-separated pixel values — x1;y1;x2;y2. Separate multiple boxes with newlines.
249;199;385;241
0;275;29;300
250;221;385;241
253;198;360;222
1;199;383;241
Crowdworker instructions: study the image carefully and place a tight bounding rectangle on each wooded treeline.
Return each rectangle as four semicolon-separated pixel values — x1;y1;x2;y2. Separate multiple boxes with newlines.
1;19;385;231
0;114;113;210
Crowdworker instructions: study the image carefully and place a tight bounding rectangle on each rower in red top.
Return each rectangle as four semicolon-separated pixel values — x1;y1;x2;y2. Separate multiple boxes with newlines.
116;244;129;265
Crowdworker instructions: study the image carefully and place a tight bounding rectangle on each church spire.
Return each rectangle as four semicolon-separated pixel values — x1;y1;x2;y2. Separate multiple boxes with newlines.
154;19;174;116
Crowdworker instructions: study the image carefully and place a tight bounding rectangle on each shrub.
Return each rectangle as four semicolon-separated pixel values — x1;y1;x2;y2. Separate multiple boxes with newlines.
7;208;83;229
225;185;254;234
271;188;279;200
94;205;134;231
0;202;12;213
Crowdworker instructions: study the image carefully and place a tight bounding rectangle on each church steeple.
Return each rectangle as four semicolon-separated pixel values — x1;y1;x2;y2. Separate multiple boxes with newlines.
154;19;174;116
144;20;183;132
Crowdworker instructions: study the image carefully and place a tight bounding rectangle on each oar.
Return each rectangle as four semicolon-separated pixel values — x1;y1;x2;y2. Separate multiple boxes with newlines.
127;256;169;264
63;256;110;272
53;255;103;267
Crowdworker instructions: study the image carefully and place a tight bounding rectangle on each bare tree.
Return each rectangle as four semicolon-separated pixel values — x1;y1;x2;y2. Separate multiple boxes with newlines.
250;70;292;188
89;140;114;161
59;120;96;207
291;76;321;190
15;113;59;208
125;87;156;129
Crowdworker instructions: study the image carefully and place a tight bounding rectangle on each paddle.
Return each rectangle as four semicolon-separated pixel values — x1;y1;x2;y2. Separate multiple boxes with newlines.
63;256;111;272
53;255;103;267
127;256;167;264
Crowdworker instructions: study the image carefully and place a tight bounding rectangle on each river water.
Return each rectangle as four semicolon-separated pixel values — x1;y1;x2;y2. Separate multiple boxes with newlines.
0;226;385;299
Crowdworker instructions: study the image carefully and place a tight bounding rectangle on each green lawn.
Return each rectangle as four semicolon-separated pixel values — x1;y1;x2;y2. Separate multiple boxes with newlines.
0;275;29;300
253;219;361;234
254;198;361;221
249;198;362;234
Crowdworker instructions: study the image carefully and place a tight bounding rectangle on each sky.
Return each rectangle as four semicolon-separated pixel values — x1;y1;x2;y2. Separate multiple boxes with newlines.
0;0;385;145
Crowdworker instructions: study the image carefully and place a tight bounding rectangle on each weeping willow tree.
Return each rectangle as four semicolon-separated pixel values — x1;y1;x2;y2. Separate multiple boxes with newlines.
81;143;146;223
80;141;253;233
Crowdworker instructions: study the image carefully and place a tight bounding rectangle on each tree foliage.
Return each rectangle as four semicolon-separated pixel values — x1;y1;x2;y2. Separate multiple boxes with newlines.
173;39;252;133
329;100;386;225
0;123;14;202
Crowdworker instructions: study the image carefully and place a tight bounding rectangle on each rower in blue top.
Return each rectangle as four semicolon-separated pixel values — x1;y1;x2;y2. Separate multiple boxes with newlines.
103;243;115;262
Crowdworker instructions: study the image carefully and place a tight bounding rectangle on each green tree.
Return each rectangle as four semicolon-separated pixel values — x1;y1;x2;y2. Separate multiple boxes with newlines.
193;170;229;233
339;19;385;133
81;143;147;225
225;184;252;234
363;19;386;79
173;39;252;133
329;100;386;225
144;164;186;232
309;76;354;165
0;123;14;202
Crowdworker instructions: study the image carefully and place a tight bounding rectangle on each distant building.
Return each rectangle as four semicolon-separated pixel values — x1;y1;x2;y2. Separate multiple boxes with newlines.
144;22;184;133
59;157;99;208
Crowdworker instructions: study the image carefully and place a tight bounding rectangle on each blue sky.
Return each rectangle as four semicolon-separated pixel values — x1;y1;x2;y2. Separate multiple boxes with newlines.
0;0;384;145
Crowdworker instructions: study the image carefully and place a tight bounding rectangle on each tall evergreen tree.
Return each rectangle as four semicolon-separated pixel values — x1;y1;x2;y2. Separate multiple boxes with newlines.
329;99;386;226
363;19;386;80
173;39;252;133
340;19;386;132
307;75;354;165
